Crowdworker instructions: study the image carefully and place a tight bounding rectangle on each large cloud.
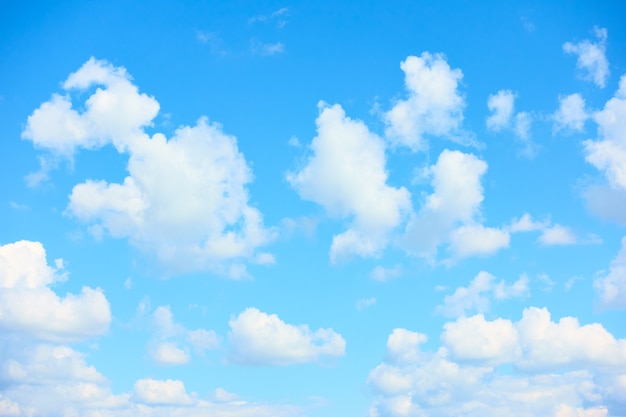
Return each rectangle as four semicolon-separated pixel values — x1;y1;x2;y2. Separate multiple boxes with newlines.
384;52;467;151
0;240;110;342
22;58;274;276
227;307;346;365
367;307;626;417
563;27;609;88
288;102;411;262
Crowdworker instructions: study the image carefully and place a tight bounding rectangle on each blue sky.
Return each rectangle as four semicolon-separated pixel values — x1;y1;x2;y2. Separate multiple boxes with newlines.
1;1;626;416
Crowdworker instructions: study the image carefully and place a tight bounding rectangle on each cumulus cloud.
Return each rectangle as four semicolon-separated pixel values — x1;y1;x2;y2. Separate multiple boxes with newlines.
486;89;536;156
436;271;529;318
402;149;509;260
539;224;577;245
148;305;219;365
370;265;402;282
287;102;411;262
227;308;345;365
553;93;589;132
584;75;626;191
22;58;274;275
563;27;610;88
368;307;626;416
133;379;193;405
0;240;111;342
384;52;467;151
594;236;626;309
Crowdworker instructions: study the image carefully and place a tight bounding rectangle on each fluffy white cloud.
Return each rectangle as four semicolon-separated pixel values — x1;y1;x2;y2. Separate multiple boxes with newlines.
227;307;345;365
368;307;626;417
584;75;626;191
287;102;411;262
384;52;466;151
508;213;548;232
22;58;274;275
133;379;192;405
0;240;111;342
486;89;515;131
448;224;510;258
148;305;219;365
539;225;577;245
583;185;626;225
436;271;528;318
402;150;508;260
442;315;521;365
563;27;609;88
553;93;589;132
594;236;626;309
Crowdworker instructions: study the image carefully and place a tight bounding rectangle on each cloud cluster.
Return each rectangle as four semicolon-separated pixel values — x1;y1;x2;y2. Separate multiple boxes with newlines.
22;58;275;276
368;307;626;417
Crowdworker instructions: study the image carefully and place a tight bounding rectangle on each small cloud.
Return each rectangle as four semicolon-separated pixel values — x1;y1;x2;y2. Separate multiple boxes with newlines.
124;277;132;290
371;265;402;282
250;40;285;56
563;26;609;88
356;297;377;312
214;387;239;403
537;273;555;292
9;201;30;210
255;252;276;265
288;136;301;147
249;7;289;28
538;224;577;245
521;16;535;33
196;30;227;55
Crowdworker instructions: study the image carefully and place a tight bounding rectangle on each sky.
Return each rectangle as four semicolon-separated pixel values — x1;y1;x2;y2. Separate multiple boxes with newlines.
1;1;626;416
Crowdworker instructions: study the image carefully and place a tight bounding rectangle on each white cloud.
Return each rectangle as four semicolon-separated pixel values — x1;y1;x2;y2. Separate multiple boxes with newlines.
151;342;190;366
584;75;626;191
563;27;610;88
486;89;515;131
553;93;589;132
448;224;510;258
485;90;535;155
594;236;626;309
148;305;219;365
384;52;467;151
214;388;239;402
133;379;193;405
509;213;548;232
22;58;274;275
250;40;285;56
436;271;529;318
442;315;521;365
368;307;626;417
0;240;111;342
287;102;411;262
370;265;402;282
402;149;507;260
227;307;345;365
539;224;577;245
